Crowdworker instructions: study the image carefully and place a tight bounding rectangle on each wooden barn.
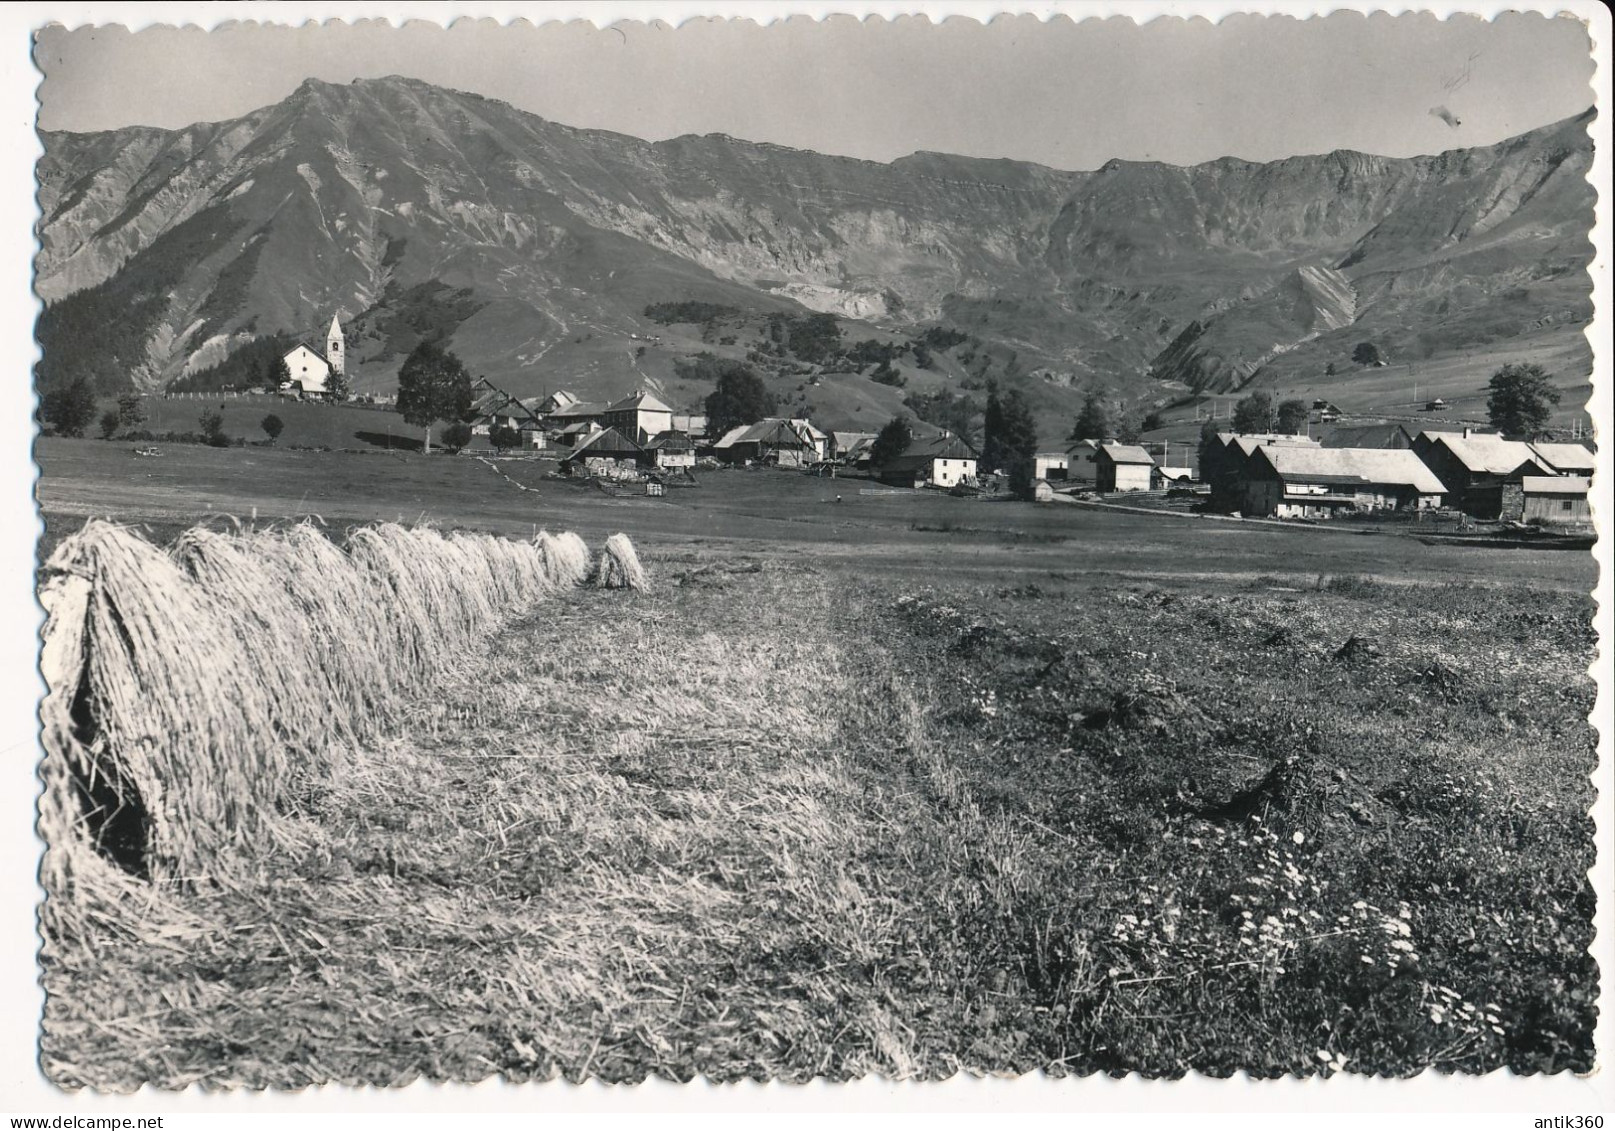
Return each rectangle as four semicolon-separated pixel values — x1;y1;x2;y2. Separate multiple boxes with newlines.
1410;429;1553;519
1503;474;1592;525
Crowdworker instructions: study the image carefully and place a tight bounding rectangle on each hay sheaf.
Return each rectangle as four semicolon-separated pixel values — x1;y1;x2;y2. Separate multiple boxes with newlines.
37;518;619;885
593;533;649;591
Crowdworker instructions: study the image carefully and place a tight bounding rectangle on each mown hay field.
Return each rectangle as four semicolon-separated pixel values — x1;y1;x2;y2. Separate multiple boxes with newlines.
38;517;1599;1087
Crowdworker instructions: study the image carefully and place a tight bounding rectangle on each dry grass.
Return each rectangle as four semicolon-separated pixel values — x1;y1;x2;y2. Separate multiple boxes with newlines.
593;533;649;590
37;519;590;886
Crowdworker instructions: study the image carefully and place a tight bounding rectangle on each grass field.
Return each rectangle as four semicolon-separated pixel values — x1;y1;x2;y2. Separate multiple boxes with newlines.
34;438;1600;1085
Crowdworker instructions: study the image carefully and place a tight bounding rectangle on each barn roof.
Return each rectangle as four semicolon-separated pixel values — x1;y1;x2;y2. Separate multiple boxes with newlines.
606;390;674;414
1417;431;1538;474
646;429;694;451
568;426;646;458
1320;423;1405;449
547;401;606;420
714;418;818;449
1257;446;1447;493
1098;442;1155;466
882;433;980;472
1521;475;1590;496
1225;434;1322;457
1529;442;1596;474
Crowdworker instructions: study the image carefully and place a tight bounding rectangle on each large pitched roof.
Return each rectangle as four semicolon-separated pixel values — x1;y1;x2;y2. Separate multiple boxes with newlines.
1529;442;1596;474
713;418;819;449
1522;475;1590;496
606;390;674;414
1224;434;1321;457
1320;423;1405;449
1098;442;1155;466
547;401;606;420
568;426;646;458
1257;446;1447;494
1421;431;1541;475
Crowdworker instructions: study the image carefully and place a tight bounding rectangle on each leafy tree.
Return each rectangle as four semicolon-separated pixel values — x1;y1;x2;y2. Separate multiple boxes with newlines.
98;409;121;440
911;342;934;369
40;376;98;437
1325;361;1338;377
905;389;976;444
1276;398;1310;435
1352;342;1382;366
1069;391;1113;442
1232;391;1276;433
488;424;521;454
1486;363;1561;437
870;416;914;467
1140;409;1166;433
703;362;776;438
325;366;353;402
261;414;284;444
116;393;147;430
396;340;474;454
870;359;905;387
441;422;473;453
199;405;229;447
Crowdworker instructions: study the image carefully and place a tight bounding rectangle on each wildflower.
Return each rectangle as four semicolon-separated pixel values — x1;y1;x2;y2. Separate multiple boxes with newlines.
1292;831;1306;845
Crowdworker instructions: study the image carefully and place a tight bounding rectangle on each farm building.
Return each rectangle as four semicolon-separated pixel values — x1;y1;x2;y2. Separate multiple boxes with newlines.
560;427;650;474
1067;440;1103;487
280;314;346;397
1242;446;1447;518
467;380;545;445
530;390;580;416
1153;465;1194;489
671;411;708;438
1410;429;1554;519
1320;423;1411;449
1502;474;1592;525
1095;443;1155;493
646;430;696;469
712;418;824;467
830;432;878;463
545;400;607;438
602;391;675;443
1034;452;1069;481
877;433;980;489
1530;442;1596;479
1204;433;1322;510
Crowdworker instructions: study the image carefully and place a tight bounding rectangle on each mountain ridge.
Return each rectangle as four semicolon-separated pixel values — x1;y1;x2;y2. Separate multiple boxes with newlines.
34;75;1595;434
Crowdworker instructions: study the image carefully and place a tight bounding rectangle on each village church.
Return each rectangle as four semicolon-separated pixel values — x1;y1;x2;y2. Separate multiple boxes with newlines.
281;315;346;396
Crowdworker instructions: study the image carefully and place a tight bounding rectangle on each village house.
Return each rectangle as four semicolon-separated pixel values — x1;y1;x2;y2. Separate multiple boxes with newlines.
645;430;696;469
280;314;346;397
1066;439;1103;488
1152;465;1194;490
876;433;979;489
545;400;607;445
1094;442;1155;493
1034;452;1069;482
1409;429;1554;519
712;418;823;467
830;431;877;464
602;391;675;444
1501;473;1592;525
466;379;545;448
1241;446;1447;519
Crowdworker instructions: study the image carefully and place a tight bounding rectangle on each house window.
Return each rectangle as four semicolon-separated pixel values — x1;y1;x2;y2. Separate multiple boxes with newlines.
1562;500;1574;512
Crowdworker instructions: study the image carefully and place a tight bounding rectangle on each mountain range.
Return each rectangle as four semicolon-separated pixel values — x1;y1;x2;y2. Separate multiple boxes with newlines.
34;75;1595;433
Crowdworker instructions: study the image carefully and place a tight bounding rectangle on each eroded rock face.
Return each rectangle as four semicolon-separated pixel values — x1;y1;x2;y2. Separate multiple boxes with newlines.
35;75;1594;396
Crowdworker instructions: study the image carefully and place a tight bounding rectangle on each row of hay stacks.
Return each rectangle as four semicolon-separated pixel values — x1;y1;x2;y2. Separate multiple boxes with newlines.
38;520;644;894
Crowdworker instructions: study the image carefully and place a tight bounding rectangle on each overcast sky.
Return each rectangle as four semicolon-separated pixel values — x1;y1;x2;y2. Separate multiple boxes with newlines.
35;11;1597;170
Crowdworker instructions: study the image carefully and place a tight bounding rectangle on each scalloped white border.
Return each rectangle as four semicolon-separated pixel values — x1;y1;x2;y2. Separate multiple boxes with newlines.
2;3;1609;1121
